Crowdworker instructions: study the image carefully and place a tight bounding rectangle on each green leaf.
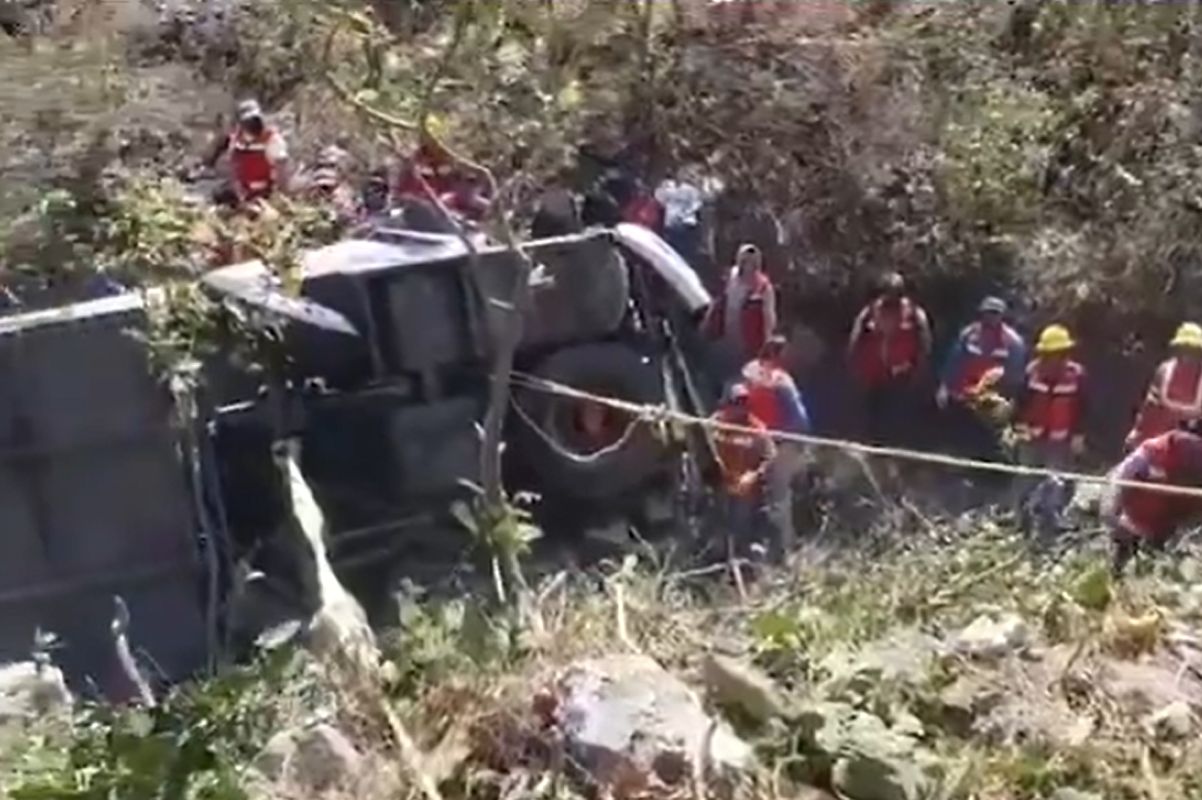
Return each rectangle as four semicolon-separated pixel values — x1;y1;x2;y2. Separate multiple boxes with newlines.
1069;564;1112;612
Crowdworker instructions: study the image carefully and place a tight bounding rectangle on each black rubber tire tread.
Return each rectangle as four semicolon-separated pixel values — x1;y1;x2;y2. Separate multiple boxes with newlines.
515;342;669;499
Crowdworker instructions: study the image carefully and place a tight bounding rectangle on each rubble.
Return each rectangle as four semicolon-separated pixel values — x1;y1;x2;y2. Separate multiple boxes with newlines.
1144;701;1196;741
952;613;1030;659
549;654;753;797
253;723;363;792
701;653;790;722
796;702;935;800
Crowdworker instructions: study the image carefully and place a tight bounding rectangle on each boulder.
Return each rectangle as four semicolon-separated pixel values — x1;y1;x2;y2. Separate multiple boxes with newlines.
932;675;1003;736
795;702;933;800
1145;701;1196;741
253;723;362;792
551;654;752;797
0;661;72;722
701;654;790;723
823;711;931;800
953;613;1030;659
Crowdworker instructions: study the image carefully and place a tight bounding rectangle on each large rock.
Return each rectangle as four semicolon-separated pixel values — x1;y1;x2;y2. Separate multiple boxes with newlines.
253;723;362;792
550;654;752;797
932;675;1004;736
701;654;790;722
0;661;72;721
822;707;931;800
794;702;934;800
952;613;1030;659
1145;701;1196;741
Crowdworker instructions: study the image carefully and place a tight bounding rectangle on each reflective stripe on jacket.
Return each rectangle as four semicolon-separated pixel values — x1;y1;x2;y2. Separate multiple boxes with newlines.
850;297;925;387
1127;358;1202;447
1117;430;1202;539
945;321;1024;399
1019;359;1085;442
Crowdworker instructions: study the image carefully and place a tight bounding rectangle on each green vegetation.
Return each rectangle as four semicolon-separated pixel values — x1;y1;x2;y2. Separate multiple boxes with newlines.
3;525;1201;799
5;2;1202;799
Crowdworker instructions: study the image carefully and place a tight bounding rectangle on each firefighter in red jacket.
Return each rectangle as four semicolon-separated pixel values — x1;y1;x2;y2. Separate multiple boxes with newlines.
711;383;777;551
742;336;812;560
703;243;778;386
1126;322;1202;450
204;99;290;205
1103;420;1202;576
1011;325;1088;535
848;272;933;446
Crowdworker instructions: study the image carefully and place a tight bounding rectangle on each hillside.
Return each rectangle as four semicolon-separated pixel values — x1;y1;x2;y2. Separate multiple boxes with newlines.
3;2;1202;799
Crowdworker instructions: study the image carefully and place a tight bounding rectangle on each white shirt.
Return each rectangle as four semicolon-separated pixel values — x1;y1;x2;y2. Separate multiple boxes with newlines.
723;268;749;351
655;179;702;228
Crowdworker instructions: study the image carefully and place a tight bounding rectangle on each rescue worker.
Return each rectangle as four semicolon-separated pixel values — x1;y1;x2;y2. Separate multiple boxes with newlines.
703;243;779;389
1011;324;1088;535
305;145;358;224
711;383;777;554
1103;420;1202;576
1125;322;1202;450
361;169;391;217
742;335;812;560
620;177;665;233
937;296;1026;463
655;171;704;265
204;99;290;204
848;272;933;447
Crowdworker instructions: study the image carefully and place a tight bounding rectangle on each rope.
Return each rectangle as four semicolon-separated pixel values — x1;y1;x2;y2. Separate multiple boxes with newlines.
509;390;646;465
508;372;1202;502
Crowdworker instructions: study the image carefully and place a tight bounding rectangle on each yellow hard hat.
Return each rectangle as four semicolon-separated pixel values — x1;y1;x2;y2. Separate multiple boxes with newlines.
1171;322;1202;349
1036;324;1075;353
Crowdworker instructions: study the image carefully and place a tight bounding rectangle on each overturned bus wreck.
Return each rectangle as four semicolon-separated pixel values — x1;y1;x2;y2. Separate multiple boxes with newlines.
0;223;713;695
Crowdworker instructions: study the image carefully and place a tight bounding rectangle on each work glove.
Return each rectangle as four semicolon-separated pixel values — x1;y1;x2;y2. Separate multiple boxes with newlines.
735;472;760;496
935;384;950;410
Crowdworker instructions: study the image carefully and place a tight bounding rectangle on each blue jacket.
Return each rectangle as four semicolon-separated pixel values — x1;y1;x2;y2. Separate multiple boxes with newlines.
741;359;811;435
941;321;1027;398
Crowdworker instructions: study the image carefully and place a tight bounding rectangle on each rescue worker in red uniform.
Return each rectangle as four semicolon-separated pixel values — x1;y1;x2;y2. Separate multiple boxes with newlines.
620;178;665;234
848;272;933;447
937;296;1027;464
1126;322;1202;450
741;336;812;560
703;243;778;388
1103;420;1202;576
711;383;777;554
1011;325;1088;536
204;99;290;205
304;145;359;225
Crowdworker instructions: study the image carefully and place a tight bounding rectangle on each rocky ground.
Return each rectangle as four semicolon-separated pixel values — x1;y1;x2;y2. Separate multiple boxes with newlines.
3;518;1202;800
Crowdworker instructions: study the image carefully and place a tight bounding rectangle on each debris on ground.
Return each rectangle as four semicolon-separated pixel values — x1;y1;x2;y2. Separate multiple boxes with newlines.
952;612;1031;660
544;654;753;798
795;701;937;800
253;722;363;792
701;653;790;723
1144;700;1196;741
